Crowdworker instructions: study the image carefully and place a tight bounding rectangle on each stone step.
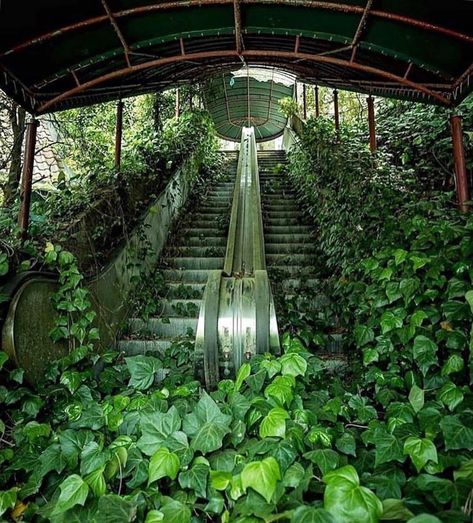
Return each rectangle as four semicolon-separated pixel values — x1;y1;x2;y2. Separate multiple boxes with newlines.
127;317;198;338
264;225;313;233
181;227;225;236
266;253;315;266
164;257;225;270
167;282;206;298
264;233;313;243
263;211;305;219
180;236;227;246
162;269;214;283
263;217;305;226
265;243;316;254
267;265;318;276
160;299;202;317
185;220;226;229
118;339;171;355
175;246;226;257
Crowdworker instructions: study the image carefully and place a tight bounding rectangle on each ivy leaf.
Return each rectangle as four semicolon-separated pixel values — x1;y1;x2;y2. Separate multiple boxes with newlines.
148;448;180;484
235;363;251;392
380;311;403;334
209;470;232;490
178;462;209;498
80;441;109;475
241;457;281;503
407;515;442;523
323;466;382;523
264;375;295;406
0;488;18;517
159;499;191;523
137;406;187;457
354;325;374;347
381;499;413;521
283;462;305;488
144;510;164;523
363;348;379;366
84;466;106;497
335;433;356;457
260;359;282;379
280;353;308;377
465;290;473;313
182;391;231;454
454;460;473;481
305;449;339;476
125;356;162;390
441;353;464;376
393;249;408;265
291;506;335;522
259;407;288;439
408;385;424;413
51;474;89;516
374;432;404;467
440;415;473;450
412;336;438;376
403;437;438;472
437;382;464;411
96;494;137;523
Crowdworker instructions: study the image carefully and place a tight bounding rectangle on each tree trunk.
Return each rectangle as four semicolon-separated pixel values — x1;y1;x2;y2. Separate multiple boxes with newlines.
4;103;26;206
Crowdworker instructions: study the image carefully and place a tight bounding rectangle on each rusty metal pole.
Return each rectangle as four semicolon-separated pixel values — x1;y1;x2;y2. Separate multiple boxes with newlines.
367;95;377;153
302;84;307;120
115;100;124;170
314;86;320;117
333;90;340;137
175;88;180;118
18;118;39;242
450;114;469;212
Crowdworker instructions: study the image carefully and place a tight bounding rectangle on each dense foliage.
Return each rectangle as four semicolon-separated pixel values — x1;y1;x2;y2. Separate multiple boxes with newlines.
376;97;473;191
281;115;473;521
1;91;473;523
0;108;221;276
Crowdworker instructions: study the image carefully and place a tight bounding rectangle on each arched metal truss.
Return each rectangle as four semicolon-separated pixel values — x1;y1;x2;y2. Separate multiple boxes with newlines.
0;0;472;113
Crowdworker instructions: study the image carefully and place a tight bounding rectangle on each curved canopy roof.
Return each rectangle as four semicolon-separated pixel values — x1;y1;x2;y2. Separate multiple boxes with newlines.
0;1;472;114
204;69;293;142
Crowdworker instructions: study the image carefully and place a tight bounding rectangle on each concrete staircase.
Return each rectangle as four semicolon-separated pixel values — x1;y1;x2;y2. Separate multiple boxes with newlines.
259;150;346;363
259;150;318;304
118;152;237;355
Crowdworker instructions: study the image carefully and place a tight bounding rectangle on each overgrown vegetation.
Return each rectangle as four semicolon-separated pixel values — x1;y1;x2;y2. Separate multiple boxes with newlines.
0;105;221;277
376;98;473;191
1;87;473;522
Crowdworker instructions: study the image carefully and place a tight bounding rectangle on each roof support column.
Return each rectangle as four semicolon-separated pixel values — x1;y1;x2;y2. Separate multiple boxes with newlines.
18;118;38;242
314;86;320;118
115;100;124;170
333;90;340;138
175;88;180;118
450;114;469;212
302;84;307;120
367;95;377;153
